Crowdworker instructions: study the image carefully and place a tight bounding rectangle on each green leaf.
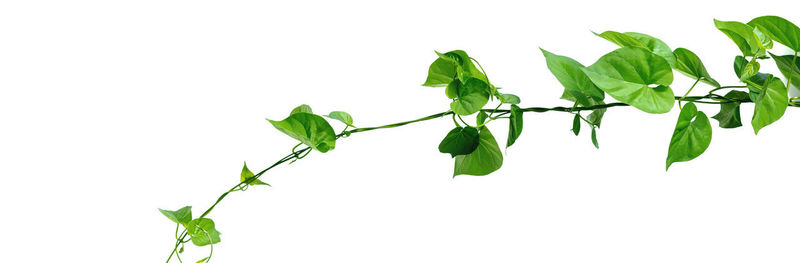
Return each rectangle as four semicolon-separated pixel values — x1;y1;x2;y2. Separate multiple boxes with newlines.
540;48;605;107
673;48;720;87
445;80;460;99
325;111;355;127
582;47;675;114
240;162;269;186
159;206;192;226
748;16;800;52
507;104;523;148
740;59;760;81
770;52;800;89
666;102;712;170
450;78;490;116
587;106;606;127
268;112;337;153
454;126;503;176
571;114;580;136
438;127;479;157
439;50;489;84
476;111;488;125
186;218;221;246
423;55;457;87
196;257;209;263
290;104;313;115
714;19;767;57
711;90;749;128
498;93;521;104
595;31;677;67
752;75;788;134
591;128;599;149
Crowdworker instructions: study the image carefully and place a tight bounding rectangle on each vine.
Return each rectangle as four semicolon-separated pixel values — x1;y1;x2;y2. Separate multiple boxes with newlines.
160;16;800;262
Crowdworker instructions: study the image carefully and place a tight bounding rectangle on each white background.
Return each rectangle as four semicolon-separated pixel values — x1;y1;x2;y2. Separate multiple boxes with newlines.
1;0;799;262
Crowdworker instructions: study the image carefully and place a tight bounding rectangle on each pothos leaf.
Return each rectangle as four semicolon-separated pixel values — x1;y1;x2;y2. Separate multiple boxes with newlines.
591;128;599;149
673;47;720;87
540;48;604;107
666;102;712;170
596;31;677;67
714;19;768;57
507;104;523;148
770;52;800;89
290;104;313;115
454;126;503;176
325;111;355;127
711;90;749;128
423;55;457;87
748;16;800;52
752;75;788;134
438;126;479;157
450;78;490;116
240;162;269;186
268;111;337;153
476;111;488;125
498;93;521;104
159;206;192;226
582;47;675;114
571;114;580;136
186;218;221;246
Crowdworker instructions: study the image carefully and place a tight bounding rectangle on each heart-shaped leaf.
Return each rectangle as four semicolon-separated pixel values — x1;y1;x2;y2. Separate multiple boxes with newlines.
159;206;192;226
450;78;490;116
666;102;712;170
268;112;337;153
752;75;788;134
454;126;503;176
582;47;675;114
673;48;720;87
714;19;768;57
540;48;605;107
187;218;221;246
438;126;479;157
325;111;355;127
748;16;800;52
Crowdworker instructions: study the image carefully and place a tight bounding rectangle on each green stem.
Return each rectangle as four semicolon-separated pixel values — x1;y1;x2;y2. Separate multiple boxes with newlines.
679;78;701;109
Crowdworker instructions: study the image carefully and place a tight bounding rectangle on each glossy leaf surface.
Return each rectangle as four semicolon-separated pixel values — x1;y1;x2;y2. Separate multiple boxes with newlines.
454;127;503;176
666;102;712;170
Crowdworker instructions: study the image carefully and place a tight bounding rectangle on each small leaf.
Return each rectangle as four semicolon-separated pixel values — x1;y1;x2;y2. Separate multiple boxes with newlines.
450;78;490;116
325;111;355;127
540;48;605;107
498;93;521;104
454;126;503;176
752;75;788;134
571;114;581;136
770;52;800;89
268;112;337;153
186;218;221;246
587;107;606;127
673;48;720;87
711;90;749;128
476;111;488;125
596;31;677;67
445;80;460;99
159;206;192;226
591;128;599;149
240;162;269;186
196;257;209;263
438;127;480;157
290;104;313;115
714;19;767;57
582;47;675;114
740;59;760;81
666;102;712;170
507;104;523;148
748;16;800;52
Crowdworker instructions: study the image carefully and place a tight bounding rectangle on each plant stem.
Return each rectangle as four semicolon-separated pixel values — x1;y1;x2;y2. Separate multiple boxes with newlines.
679;78;702;109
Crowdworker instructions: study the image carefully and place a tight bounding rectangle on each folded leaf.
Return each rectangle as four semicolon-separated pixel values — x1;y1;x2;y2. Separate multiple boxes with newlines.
507;104;523;147
438;127;479;157
268;112;337;153
666;102;712;170
454;126;503;176
673;48;720;87
240;162;269;186
159;206;192;226
571;114;580;136
711;90;748;128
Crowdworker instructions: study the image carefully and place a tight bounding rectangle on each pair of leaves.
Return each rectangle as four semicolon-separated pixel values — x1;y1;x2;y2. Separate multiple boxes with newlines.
714;19;772;57
268;105;337;153
159;207;221;246
240;162;269;186
666;102;712;170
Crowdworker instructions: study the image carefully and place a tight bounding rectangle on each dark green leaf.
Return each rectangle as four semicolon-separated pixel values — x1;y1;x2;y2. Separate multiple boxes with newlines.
454;126;503;176
666;102;712;170
186;218;221;246
752;75;788;134
770;52;800;89
268;112;337;153
540;48;605;107
673;48;720;87
159;206;192;226
714;19;767;57
507;104;523;147
582;47;675;114
438;127;479;157
571;114;580;136
325;111;355;127
591;128;599;149
290;104;313;115
712;90;748;128
450;78;490;116
748;16;800;52
240;162;269;186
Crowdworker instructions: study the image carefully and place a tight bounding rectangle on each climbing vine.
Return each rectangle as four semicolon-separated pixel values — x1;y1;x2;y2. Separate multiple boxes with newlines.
160;16;800;262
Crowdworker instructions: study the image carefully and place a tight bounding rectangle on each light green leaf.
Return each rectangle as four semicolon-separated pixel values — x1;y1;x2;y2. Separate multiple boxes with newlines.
595;31;677;67
445;80;460;99
711;90;749;128
673;48;720;87
196;257;209;263
666;102;712;170
423;55;457;87
439;50;489;84
571;114;580;136
540;48;604;107
591;128;599;149
587;106;606;127
268;112;337;153
752;75;788;134
159;206;192;226
454;126;503;176
450;78;490;116
476;111;488;125
438;126;479;157
770;52;800;89
714;19;767;57
507;104;523;148
325;111;355;127
582;47;675;114
240;162;269;186
290;104;313;115
498;93;521;104
748;16;800;52
740;59;760;81
186;218;221;246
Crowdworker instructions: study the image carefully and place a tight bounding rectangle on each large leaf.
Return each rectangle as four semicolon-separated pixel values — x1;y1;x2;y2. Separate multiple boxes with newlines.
673;48;720;87
752;75;788;134
268;112;337;153
159;206;192;226
595;31;677;67
507;104;523;147
450;78;490;116
540;48;604;107
748;16;800;52
666;102;712;170
770;52;800;89
714;19;768;57
454;126;503;176
582;47;675;114
711;90;749;128
240;162;269;186
438;127;479;157
187;218;222;246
